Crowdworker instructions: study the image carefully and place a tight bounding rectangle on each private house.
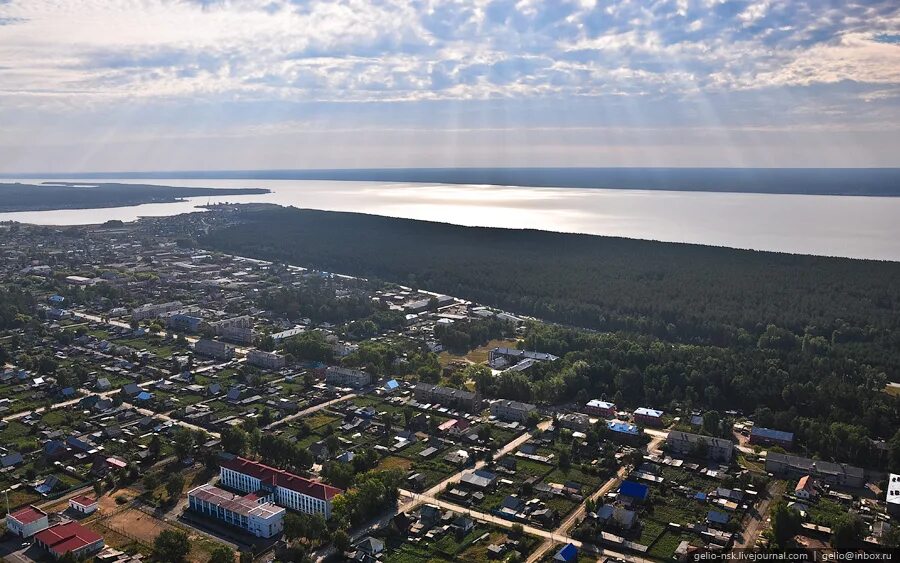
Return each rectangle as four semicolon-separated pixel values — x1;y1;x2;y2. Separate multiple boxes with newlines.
188;484;285;538
794;476;818;500
617;481;649;505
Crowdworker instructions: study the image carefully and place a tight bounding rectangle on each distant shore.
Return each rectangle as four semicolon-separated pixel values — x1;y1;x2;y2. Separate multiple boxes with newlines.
0;182;270;212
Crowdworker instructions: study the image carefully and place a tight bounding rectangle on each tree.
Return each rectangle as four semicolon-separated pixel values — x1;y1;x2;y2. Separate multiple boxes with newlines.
768;502;801;548
173;428;195;460
221;426;249;456
559;448;571;471
166;473;185;500
239;551;254;563
57;552;78;563
208;545;235;563
332;529;350;552
831;514;864;550
283;513;308;543
153;530;190;563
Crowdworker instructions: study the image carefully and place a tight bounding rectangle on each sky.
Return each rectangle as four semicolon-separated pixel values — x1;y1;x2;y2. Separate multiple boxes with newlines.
0;0;898;172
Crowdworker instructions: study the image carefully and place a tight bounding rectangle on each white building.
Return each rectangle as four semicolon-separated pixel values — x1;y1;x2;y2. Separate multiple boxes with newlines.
490;399;537;423
325;366;371;388
247;350;286;370
219;456;342;518
131;301;183;321
188;484;285;538
7;505;49;537
68;495;99;515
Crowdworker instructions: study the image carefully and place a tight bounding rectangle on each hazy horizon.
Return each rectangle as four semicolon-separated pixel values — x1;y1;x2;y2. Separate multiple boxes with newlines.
1;1;898;172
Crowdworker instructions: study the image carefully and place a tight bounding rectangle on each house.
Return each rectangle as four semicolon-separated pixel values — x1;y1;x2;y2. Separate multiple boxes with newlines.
749;426;794;449
607;420;642;444
460;469;498;490
706;510;730;528
121;383;142;396
794;476;818;500
1;451;24;468
95;377;111;391
354;536;385;555
666;430;734;462
383;379;400;393
554;543;578;563
490;399;537;423
595;504;637;530
69;495;99;515
188;484;285;538
617;481;649;504
585;399;616;418
633;407;664;427
6;505;49;537
489;347;558;369
34;522;105;560
451;516;475;535
44;439;70;460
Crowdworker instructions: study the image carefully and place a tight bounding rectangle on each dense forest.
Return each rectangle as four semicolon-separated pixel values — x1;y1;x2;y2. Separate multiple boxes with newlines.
200;207;900;466
0;182;267;212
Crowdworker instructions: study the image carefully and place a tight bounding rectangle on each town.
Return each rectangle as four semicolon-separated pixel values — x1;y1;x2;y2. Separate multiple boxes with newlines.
0;211;897;563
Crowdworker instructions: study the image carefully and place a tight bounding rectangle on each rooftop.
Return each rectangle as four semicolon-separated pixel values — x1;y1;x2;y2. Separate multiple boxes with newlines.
221;456;342;501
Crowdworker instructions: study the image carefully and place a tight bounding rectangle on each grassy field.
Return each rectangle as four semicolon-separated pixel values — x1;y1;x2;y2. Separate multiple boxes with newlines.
437;338;519;367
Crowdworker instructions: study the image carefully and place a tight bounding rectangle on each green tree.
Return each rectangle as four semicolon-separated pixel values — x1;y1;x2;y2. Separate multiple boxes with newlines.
166;473;185;500
769;502;801;548
332;529;350;552
207;545;235;563
831;514;864;550
153;530;191;563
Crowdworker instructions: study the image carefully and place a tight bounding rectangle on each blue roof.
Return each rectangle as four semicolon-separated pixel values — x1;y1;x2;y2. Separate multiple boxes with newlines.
554;543;577;562
607;420;639;435
619;480;649;500
136;391;153;401
694;492;708;501
751;426;794;442
707;510;730;524
384;379;400;390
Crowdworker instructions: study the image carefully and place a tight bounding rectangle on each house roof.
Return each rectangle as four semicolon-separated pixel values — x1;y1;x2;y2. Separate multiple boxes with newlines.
707;510;730;525
618;480;649;500
70;495;97;507
34;522;103;555
220;456;342;501
9;505;47;525
554;543;577;562
634;407;663;417
751;426;794;442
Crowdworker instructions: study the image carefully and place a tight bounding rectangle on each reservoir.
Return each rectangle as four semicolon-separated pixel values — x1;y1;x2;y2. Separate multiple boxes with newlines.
2;178;900;262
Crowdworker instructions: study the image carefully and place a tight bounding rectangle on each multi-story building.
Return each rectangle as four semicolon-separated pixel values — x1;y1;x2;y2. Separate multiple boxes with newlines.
211;316;255;344
765;452;864;488
665;430;734;462
490;399;537;423
886;474;900;518
188;484;285;538
131;301;183;321
585;399;616;418
247;350;286;370
219;456;342;518
165;313;203;332
194;339;234;360
488;347;559;369
633;407;664;428
325;366;371;388
414;383;482;412
6;505;49;537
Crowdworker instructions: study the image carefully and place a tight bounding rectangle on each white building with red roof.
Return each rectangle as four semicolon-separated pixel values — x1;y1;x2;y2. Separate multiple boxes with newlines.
188;484;285;538
219;456;342;518
6;505;49;537
69;495;99;515
34;522;104;560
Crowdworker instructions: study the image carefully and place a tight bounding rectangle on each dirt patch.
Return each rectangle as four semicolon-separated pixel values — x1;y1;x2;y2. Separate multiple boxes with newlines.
438;338;519;367
377;456;413;472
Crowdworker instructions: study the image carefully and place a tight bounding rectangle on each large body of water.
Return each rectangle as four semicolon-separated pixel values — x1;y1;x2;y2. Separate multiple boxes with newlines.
2;178;900;262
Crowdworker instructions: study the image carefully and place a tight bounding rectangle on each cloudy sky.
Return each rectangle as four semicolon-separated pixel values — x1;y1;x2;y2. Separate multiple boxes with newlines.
0;0;898;172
